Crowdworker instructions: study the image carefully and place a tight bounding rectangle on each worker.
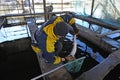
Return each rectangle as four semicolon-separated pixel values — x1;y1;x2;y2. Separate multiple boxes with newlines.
33;13;79;64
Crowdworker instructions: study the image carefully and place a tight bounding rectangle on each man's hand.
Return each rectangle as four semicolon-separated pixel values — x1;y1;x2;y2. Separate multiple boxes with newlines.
65;55;74;61
74;29;79;35
62;55;74;63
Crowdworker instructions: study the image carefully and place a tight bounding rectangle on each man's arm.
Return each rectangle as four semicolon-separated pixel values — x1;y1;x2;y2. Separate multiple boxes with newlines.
61;13;79;35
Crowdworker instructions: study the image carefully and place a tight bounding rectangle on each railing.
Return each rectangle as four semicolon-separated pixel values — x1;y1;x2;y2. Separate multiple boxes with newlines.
0;11;69;43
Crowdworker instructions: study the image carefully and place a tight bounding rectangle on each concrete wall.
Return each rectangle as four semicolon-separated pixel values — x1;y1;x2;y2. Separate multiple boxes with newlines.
0;37;32;55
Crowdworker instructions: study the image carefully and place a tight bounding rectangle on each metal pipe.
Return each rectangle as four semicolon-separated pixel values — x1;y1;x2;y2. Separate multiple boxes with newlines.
90;0;95;17
1;11;69;17
74;14;120;30
89;0;95;29
28;0;32;14
32;0;35;17
43;0;47;21
61;0;63;11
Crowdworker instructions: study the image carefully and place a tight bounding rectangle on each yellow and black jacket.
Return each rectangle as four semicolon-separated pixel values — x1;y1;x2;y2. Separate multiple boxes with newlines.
35;13;77;64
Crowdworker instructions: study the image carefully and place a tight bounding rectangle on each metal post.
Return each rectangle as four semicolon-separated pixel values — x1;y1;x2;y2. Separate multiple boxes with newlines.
22;0;25;13
31;0;37;23
43;0;47;21
90;0;95;17
89;0;95;29
28;0;32;14
61;0;63;11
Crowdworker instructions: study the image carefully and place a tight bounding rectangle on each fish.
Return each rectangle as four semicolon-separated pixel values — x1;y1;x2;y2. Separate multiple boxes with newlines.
70;35;77;57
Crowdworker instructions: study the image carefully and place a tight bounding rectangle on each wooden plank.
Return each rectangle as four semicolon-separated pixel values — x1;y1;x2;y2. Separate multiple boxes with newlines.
26;17;38;43
76;49;120;80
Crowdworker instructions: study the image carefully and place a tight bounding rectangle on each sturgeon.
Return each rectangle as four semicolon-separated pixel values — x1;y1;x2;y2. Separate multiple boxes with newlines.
70;35;77;57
